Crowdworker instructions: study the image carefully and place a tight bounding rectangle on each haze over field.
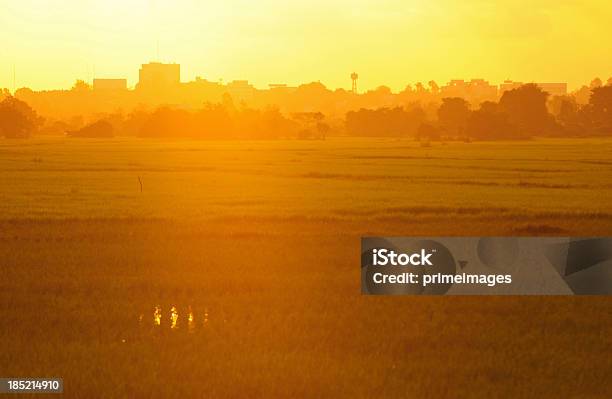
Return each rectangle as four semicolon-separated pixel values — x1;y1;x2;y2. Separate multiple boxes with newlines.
1;1;612;397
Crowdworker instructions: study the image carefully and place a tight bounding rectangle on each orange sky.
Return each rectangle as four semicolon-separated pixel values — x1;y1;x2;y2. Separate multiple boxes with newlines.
1;0;611;92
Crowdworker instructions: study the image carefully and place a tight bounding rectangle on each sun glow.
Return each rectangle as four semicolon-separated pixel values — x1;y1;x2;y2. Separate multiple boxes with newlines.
1;1;611;91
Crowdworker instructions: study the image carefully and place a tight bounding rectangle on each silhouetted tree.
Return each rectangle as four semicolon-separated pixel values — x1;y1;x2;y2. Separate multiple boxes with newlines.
0;88;10;101
259;108;298;139
292;112;327;139
221;93;235;112
558;98;579;129
374;86;392;95
587;85;612;134
71;80;91;92
0;96;41;138
140;107;195;137
590;78;603;89
466;101;517;140
416;123;440;141
345;106;426;137
67;119;114;138
137;101;300;139
437;97;470;136
400;85;413;95
428;81;439;95
499;84;555;135
572;85;592;105
547;95;580;134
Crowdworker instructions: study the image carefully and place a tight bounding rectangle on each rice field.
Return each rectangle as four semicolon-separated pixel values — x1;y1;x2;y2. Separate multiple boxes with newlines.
0;137;611;397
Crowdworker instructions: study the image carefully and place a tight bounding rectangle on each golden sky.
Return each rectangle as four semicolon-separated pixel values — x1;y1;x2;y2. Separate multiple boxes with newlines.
1;0;611;91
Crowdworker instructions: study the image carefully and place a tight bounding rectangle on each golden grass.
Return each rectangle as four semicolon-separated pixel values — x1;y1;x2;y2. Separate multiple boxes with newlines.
0;137;611;397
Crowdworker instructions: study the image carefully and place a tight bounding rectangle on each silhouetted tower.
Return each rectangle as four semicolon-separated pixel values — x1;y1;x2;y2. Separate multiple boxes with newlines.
351;72;358;93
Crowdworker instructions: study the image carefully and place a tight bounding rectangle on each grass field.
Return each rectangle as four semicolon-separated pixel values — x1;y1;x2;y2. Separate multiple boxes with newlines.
1;137;611;397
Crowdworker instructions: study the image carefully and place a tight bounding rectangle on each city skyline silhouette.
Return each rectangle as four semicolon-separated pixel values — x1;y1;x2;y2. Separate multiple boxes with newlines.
1;58;606;94
2;59;610;141
2;1;611;91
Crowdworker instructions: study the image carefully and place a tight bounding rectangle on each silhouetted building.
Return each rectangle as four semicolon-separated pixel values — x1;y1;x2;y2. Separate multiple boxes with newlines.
136;62;180;91
226;80;255;101
268;84;296;93
93;78;127;91
181;76;226;103
499;80;567;96
536;83;567;96
441;79;498;104
499;80;524;94
183;76;223;90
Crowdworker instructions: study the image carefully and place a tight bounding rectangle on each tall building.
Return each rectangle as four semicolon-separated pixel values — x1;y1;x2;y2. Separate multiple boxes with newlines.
136;62;180;91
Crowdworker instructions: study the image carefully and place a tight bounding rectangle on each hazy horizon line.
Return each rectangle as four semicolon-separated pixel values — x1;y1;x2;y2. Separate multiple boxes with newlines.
2;61;607;94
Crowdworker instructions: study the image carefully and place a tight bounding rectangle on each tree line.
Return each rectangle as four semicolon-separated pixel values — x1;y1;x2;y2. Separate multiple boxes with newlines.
346;84;612;140
0;94;329;140
1;83;611;140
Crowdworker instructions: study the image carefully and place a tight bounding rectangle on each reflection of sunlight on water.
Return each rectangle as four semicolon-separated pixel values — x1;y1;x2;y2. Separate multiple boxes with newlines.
188;306;195;333
147;305;211;333
154;306;162;326
170;306;179;329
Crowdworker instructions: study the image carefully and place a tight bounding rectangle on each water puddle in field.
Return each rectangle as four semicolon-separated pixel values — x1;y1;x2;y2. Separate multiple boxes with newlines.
153;306;162;326
187;307;195;333
170;306;179;329
138;305;217;333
